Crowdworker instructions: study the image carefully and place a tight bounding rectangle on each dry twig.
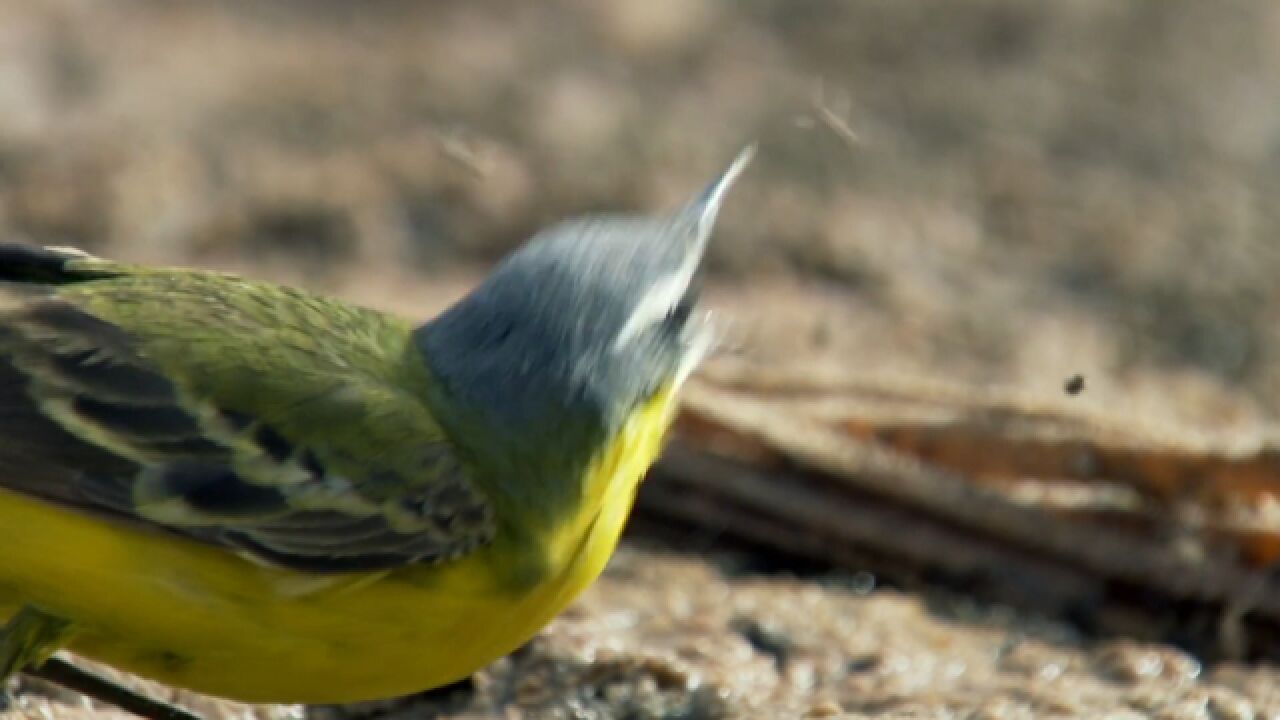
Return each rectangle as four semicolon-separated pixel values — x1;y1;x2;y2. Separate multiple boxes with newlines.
641;361;1280;658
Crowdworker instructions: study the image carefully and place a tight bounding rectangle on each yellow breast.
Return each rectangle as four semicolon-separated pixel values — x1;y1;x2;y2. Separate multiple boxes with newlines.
0;386;680;703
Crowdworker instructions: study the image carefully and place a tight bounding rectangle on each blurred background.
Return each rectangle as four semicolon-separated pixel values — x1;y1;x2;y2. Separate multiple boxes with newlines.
4;1;1280;717
3;0;1279;425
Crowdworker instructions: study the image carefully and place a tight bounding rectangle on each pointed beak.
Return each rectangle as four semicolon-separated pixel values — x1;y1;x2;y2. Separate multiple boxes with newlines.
690;144;757;239
612;146;756;353
663;146;754;383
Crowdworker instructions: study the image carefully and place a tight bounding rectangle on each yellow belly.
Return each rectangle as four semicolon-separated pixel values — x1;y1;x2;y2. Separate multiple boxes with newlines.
0;389;678;704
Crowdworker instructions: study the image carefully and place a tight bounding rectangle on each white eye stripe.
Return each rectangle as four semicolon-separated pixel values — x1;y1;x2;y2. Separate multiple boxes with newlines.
613;238;704;350
613;268;694;350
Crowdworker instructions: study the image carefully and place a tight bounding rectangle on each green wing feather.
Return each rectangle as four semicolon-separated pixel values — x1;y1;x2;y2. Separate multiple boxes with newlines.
0;244;493;572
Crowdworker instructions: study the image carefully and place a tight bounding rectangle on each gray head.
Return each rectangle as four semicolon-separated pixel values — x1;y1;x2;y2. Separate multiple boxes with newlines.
416;148;753;463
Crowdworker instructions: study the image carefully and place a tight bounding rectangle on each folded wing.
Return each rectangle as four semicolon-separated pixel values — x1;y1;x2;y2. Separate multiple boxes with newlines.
0;245;493;573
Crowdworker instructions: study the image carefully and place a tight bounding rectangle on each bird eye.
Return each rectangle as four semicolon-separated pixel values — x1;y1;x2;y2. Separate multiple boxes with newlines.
665;287;698;329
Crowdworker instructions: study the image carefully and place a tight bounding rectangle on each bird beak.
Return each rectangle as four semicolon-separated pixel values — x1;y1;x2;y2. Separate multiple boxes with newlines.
613;146;756;354
691;144;757;240
667;145;755;381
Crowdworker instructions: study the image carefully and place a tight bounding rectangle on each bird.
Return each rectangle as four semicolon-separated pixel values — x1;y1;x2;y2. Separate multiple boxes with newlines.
0;146;754;707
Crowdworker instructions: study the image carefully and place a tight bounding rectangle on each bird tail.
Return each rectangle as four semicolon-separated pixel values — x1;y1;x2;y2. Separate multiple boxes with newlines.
0;244;119;286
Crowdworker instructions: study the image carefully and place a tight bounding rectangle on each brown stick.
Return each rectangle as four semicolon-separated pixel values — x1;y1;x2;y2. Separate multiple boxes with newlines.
636;365;1280;656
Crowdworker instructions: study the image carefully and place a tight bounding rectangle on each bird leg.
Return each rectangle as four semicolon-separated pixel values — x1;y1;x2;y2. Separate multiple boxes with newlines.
29;657;204;720
2;605;203;720
0;605;75;680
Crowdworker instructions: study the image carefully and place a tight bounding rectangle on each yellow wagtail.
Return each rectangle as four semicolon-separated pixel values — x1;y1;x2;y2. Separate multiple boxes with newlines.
0;148;754;705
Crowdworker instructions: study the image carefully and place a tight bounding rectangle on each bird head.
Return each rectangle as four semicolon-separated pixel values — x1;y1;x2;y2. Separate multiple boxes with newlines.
416;147;753;493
